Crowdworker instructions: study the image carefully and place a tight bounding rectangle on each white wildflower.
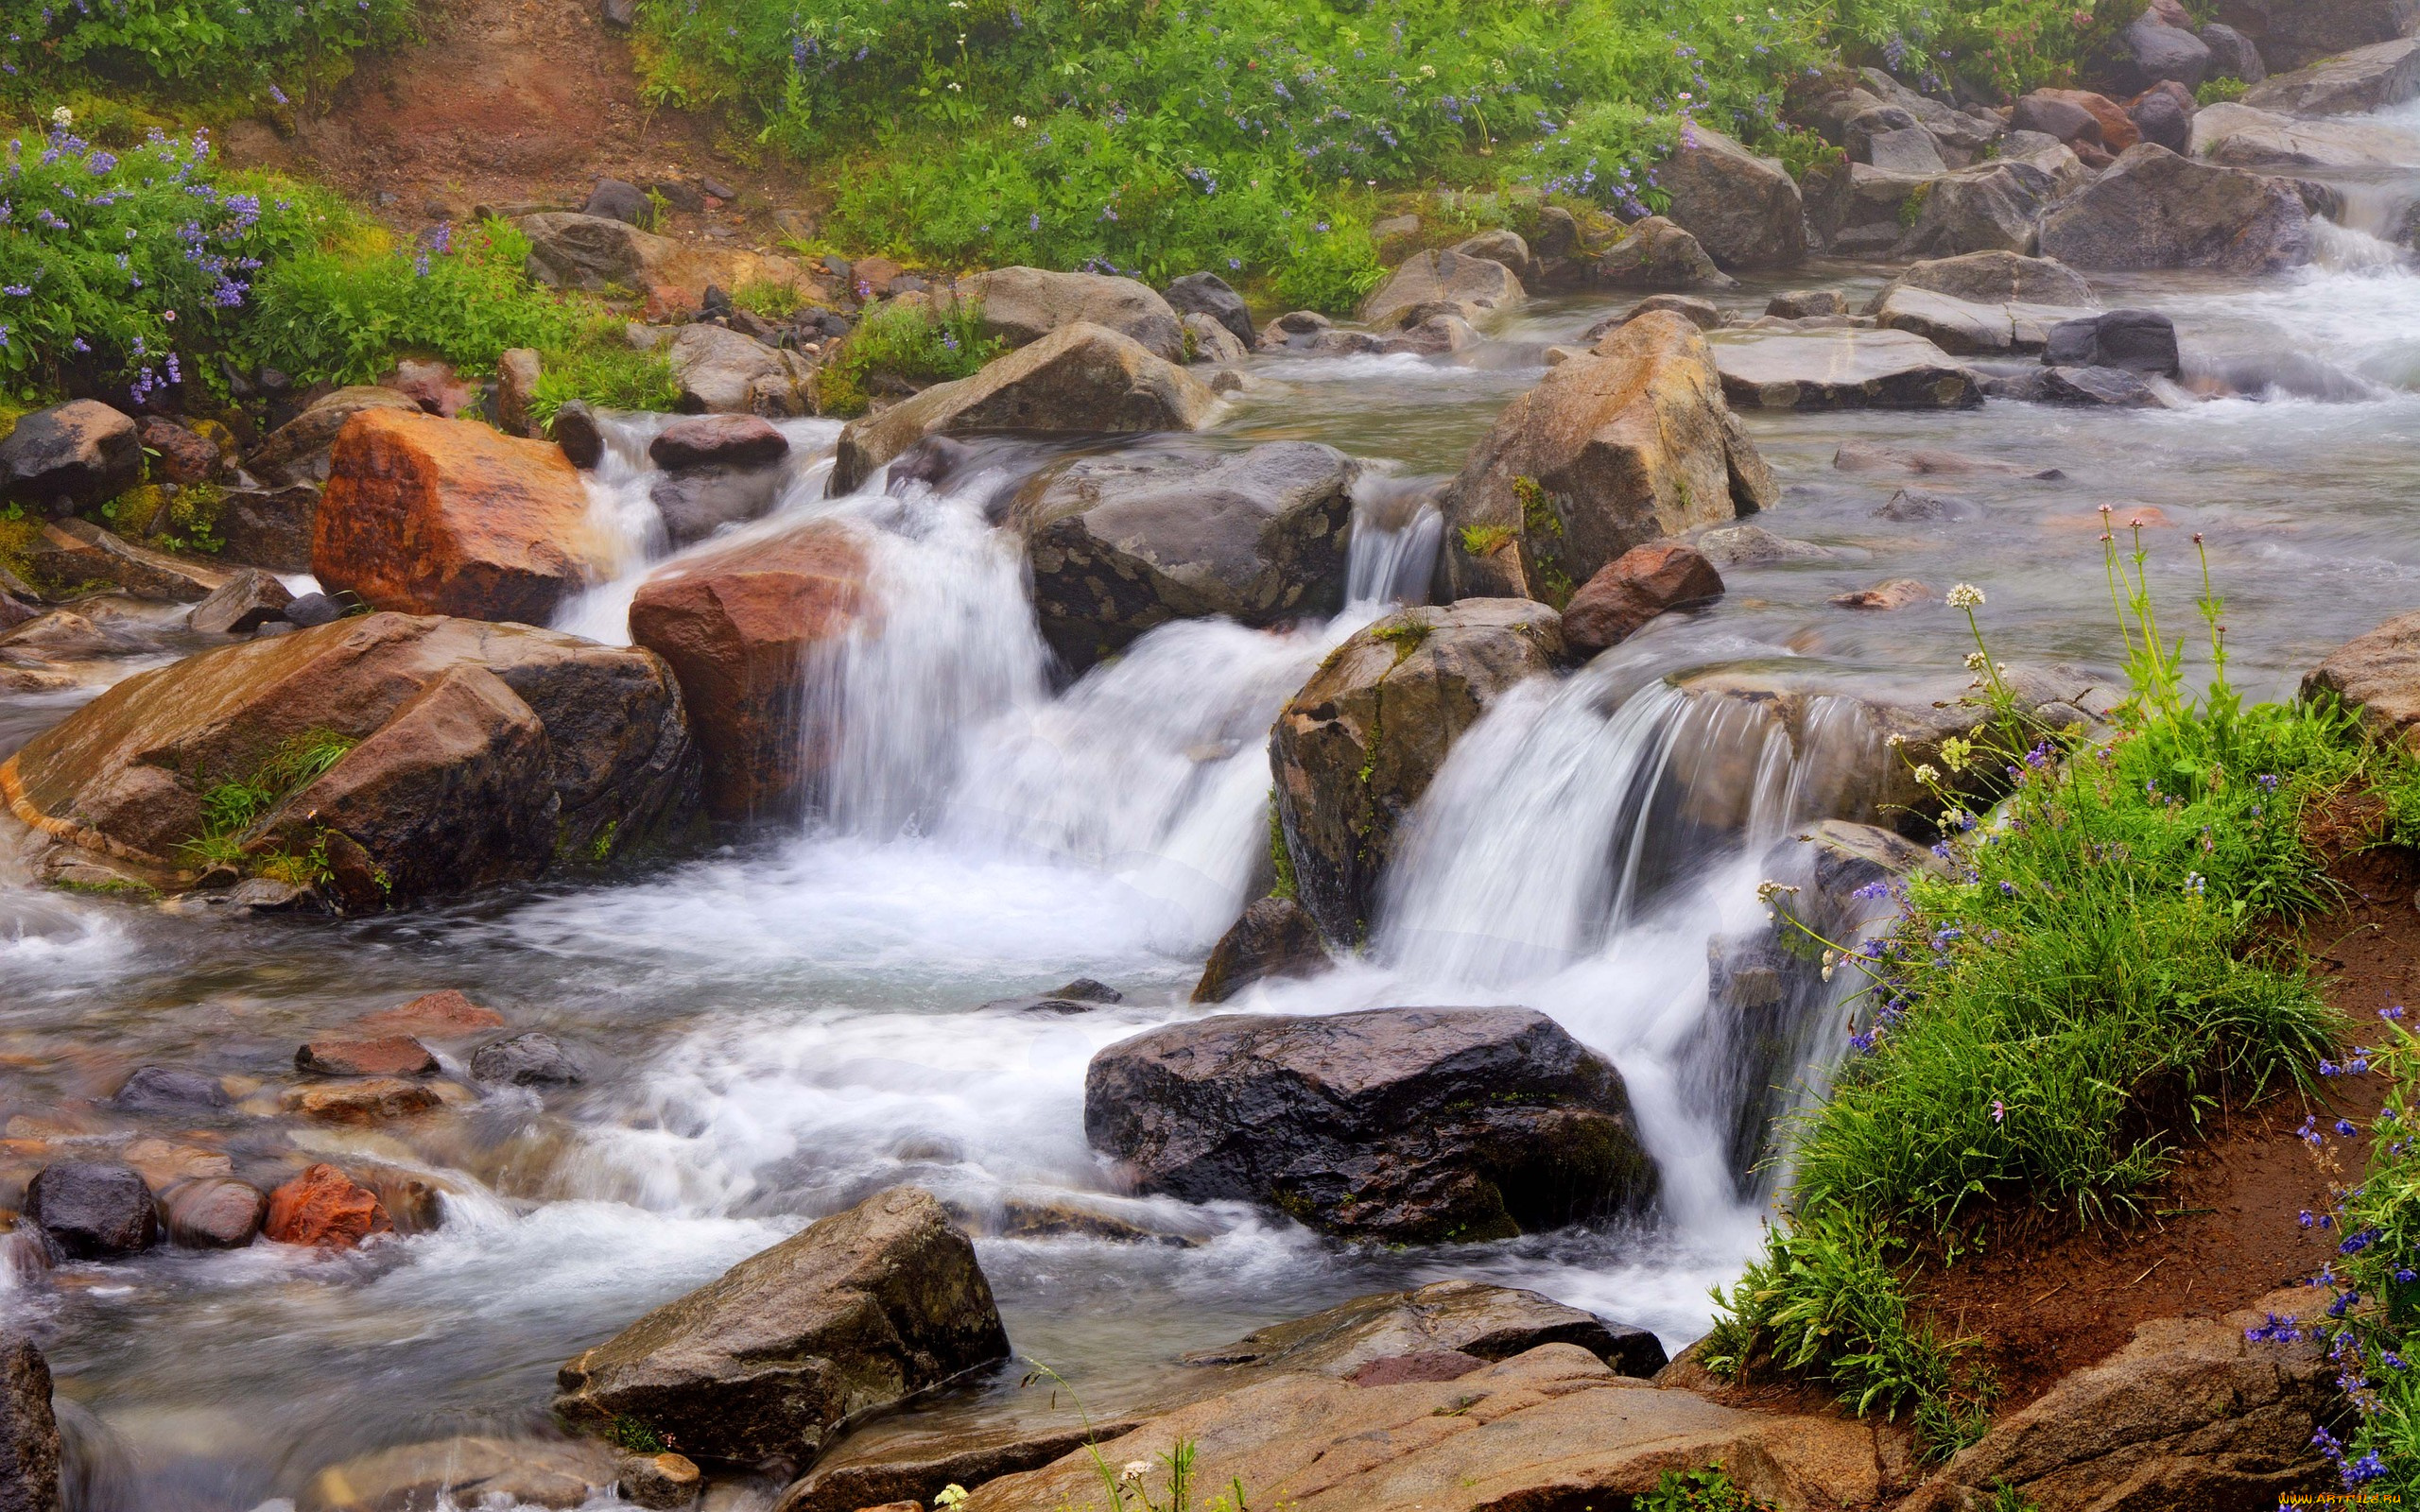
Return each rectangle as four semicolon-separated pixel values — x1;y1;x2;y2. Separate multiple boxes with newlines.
50;106;71;128
1012;114;1028;127
1121;1461;1153;1485
1885;731;1907;748
1754;879;1800;904
1946;582;1985;610
1911;764;1941;784
1963;650;1988;672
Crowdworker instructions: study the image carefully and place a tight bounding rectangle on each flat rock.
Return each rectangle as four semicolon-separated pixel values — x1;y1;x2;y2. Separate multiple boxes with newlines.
1869;250;2097;313
2191;100;2414;167
958;266;1188;364
1873;287;2095;357
296;1035;438;1078
112;1065;232;1113
2241;36;2420;115
2038;144;2311;272
282;1078;442;1124
302;1435;617;1511
2041;365;2164;406
773;1419;1144;1512
648;414;790;472
1832;577;1932;610
1711;329;1980;410
355;988;506;1039
1184;1279;1668;1380
188;569;293;635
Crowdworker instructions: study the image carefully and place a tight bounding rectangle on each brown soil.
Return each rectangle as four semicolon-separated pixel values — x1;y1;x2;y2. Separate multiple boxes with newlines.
219;0;813;238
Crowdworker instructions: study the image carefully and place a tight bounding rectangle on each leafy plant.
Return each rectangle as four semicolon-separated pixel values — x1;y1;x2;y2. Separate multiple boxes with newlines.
605;1414;668;1454
1634;1464;1775;1512
180;729;357;882
0;0;415;104
529;335;683;428
2195;75;2249;105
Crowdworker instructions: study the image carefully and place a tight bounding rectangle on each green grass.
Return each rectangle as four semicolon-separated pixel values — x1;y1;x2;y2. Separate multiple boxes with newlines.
529;329;683;429
1633;1465;1775;1512
814;298;1000;417
180;729;358;885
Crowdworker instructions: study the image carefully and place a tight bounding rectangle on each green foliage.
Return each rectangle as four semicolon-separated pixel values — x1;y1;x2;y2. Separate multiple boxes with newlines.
604;1415;668;1454
1632;1465;1775;1512
815;298;999;417
0;0;413;104
182;729;357;879
1459;523;1514;558
529;330;683;429
242;217;580;387
1770;126;1845;182
734;278;805;318
1372;617;1431;660
2195;75;2249;106
1265;792;1298;902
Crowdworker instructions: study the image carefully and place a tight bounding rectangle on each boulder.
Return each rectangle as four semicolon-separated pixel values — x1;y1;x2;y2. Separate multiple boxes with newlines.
1851;112;1949;175
1857;67;2007;163
23;518;232;603
1803;161;1933;254
1872;250;2098;311
649;415;789;472
830;324;1215;494
0;613;700;902
1007;440;1357;671
1085;1005;1653;1244
0;400;142;515
2300;610;2420;743
1357;249;1526;330
957;1347;1904;1512
1450;228;1534;282
1435;312;1774;605
1163;271;1257;352
1583;215;1736;289
112;1065;231;1113
215;484;322;573
582;178;652;226
1586;295;1722;337
283;1078;443;1123
1185;1279;1668;1380
162;1177;268;1248
264;1163;394;1248
1561;541;1724;656
2192;101;2414;168
2201;22;2267;82
1712;329;1981;411
1895;162;2056;258
957;266;1188;364
297;1035;438;1078
1902;1288;2331;1512
471;1031;583;1086
0;1336;60;1512
302;1435;618;1512
497;348;543;438
26;1160;158;1258
1180;313;1250;366
1271;601;1563;942
554;1186;1011;1469
2099;11;2212;93
517;213;810;302
2129;82;2196;154
188;569;293;636
627;517;869;821
2039;144;2310;271
772;1419;1142;1512
137;415;224;485
1767;290;1847;319
550;400;607;469
1191;894;1327;1003
666;323;809;417
1873;287;2092;357
2222;0;2418;71
2042;310;2182;376
1657;128;1806;269
2034;88;2142;151
356;988;507;1039
2242;36;2420;114
620;1451;705;1509
245;386;423;487
650;468;787;550
315;409;606;624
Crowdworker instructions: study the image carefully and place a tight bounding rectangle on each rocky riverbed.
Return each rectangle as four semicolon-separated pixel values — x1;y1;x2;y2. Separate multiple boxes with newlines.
6;9;2420;1507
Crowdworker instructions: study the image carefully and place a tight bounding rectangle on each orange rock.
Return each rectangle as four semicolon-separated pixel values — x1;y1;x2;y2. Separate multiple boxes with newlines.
629;518;871;821
355;989;506;1040
282;1077;441;1124
2033;89;2140;153
264;1163;393;1249
314;409;608;624
295;1035;439;1078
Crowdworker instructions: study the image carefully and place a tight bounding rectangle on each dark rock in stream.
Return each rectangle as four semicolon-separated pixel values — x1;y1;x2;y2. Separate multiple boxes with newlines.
982;977;1125;1014
650;467;787;549
471;1032;584;1086
1192;896;1327;1003
0;1335;60;1512
1184;1278;1668;1379
555;1186;1011;1469
648;414;790;472
2042;310;2181;377
1083;1005;1656;1244
2042;365;2164;407
111;1065;231;1114
26;1161;158;1260
162;1177;268;1249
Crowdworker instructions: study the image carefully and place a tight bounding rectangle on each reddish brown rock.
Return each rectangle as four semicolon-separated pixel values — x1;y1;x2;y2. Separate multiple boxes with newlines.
296;1035;439;1078
1560;542;1724;657
1831;578;1932;610
388;358;478;418
628;518;871;820
138;417;224;485
264;1163;394;1248
1345;1350;1489;1387
2036;89;2141;152
355;988;507;1039
648;414;790;472
314;409;609;624
282;1078;441;1125
162;1177;268;1248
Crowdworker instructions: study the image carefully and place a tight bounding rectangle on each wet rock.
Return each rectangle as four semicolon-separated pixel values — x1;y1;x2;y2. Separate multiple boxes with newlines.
517;213;811;304
358;988;508;1039
1186;1279;1668;1380
1834;441;2065;479
832;324;1215;493
583;178;652;226
187;569;292;635
628;517;868;821
387;357;479;419
1832;578;1932;610
1857;67;2007;164
1853;115;1948;175
1180;313;1249;366
1258;309;1334;350
1902;1287;2331;1512
2242;36;2420;115
1007;440;1357;672
1585;294;1721;337
2201;22;2266;83
620;1450;703;1509
958;266;1188;365
1873;250;2098;311
1583;215;1737;291
1085;1005;1654;1244
960;1347;1903;1512
1803;161;1933;255
2099;11;2211;94
1876;489;1979;522
1271;600;1563;943
1658;128;1806;269
161;1177;268;1248
297;1035;439;1078
283;591;343;627
496;348;543;438
215;484;321;573
650;467;788;550
774;1420;1150;1512
1162;271;1257;352
265;1163;395;1248
471;1031;583;1086
302;1435;617;1511
1192;895;1327;1003
0;1335;60;1512
1561;541;1724;657
1712;328;1980;411
549;400;606;470
2192;101;2414;168
2300;610;2420;743
2042;310;2181;376
283;1078;442;1124
2040;143;2310;271
2038;87;2143;152
555;1186;1011;1469
1359;249;1526;331
2041;365;2164;407
667;323;810;417
1449;228;1534;283
112;1065;231;1113
24;518;232;603
2128;82;2197;155
137;415;224;485
649;414;790;472
1348;1349;1489;1385
1767;290;1847;319
26;1160;158;1259
0;400;142;516
1872;287;2092;357
315;409;604;622
1895;162;2057;258
245;386;422;486
1436;312;1773;604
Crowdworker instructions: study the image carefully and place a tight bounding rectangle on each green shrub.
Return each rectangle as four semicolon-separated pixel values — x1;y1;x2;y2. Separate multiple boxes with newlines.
0;0;414;104
2195;75;2250;106
814;298;998;417
529;330;682;428
1633;1465;1775;1512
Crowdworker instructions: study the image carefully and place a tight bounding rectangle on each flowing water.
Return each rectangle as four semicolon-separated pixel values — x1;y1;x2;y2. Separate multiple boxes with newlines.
12;103;2420;1507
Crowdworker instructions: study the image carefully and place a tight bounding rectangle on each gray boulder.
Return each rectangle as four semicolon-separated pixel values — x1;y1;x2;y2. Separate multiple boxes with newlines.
1584;215;1737;289
26;1161;158;1259
555;1187;1011;1469
1163;271;1256;352
187;569;292;636
1451;228;1534;282
2199;22;2266;83
2043;310;2182;375
1803;161;1933;255
1084;1006;1655;1244
1358;249;1526;330
2039;144;2311;271
518;212;664;290
112;1065;231;1113
1657;128;1806;269
2041;366;2164;406
472;1032;584;1087
1184;1279;1668;1379
2192;101;2414;168
1712;329;1981;410
582;179;653;226
1856;67;2006;164
1870;250;2098;311
651;468;786;550
956;266;1187;365
2129;84;2196;154
649;414;789;471
666;324;809;417
1007;440;1357;671
2241;36;2420;113
2227;0;2419;75
1179;312;1250;365
2099;12;2212;94
1874;286;2094;357
0;400;142;516
1895;162;2056;258
0;1336;60;1512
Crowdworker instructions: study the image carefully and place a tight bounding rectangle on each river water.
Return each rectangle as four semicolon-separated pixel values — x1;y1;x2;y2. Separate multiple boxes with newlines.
8;110;2420;1507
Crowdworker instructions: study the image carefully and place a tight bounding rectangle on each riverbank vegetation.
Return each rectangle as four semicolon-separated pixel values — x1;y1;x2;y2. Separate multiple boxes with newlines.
1709;532;2418;1471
